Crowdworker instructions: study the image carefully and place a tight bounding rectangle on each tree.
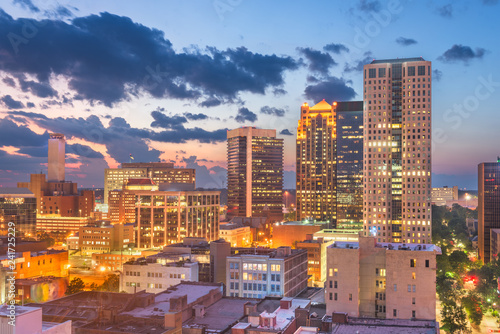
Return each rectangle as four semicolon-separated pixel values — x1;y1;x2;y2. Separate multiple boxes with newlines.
66;277;85;295
461;293;483;327
440;300;471;334
449;250;470;276
99;274;120;292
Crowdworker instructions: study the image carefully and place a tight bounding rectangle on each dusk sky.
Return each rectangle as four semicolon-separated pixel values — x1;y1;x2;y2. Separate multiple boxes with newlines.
0;0;499;190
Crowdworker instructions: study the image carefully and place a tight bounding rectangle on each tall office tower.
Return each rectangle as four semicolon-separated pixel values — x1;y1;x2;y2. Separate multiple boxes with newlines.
48;133;65;182
478;161;500;263
363;58;432;243
227;127;284;220
104;162;195;204
296;100;337;223
336;101;364;229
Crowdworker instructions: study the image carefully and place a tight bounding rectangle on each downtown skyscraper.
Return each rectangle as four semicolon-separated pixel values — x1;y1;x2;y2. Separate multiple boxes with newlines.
227;127;284;221
296;100;363;226
478;161;500;263
363;58;432;244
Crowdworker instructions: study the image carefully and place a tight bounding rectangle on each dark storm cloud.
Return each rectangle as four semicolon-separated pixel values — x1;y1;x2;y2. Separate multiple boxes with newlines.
279;129;294;136
438;44;486;64
18;78;58;98
2;77;16;87
358;0;382;12
150;110;187;129
1;95;24;109
67;143;104;159
235;107;257;123
433;69;443;81
304;76;356;103
0;11;299;107
0;118;49;147
437;4;453;18
396;37;417;46
323;43;349;54
260;106;286;117
184;112;209;121
297;47;336;75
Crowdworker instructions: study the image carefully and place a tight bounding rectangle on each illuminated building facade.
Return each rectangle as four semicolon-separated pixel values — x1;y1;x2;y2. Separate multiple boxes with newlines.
227;127;284;220
296;100;337;223
104;162;195;204
0;188;36;236
363;58;432;243
79;223;135;256
47;133;65;182
336;102;364;229
478;161;500;263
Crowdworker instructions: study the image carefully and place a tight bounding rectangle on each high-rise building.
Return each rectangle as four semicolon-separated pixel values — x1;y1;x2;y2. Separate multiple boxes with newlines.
362;58;432;243
227;127;284;220
478;161;500;263
48;133;65;182
104;162;195;204
336;101;364;229
0;188;36;236
296;100;363;227
296;100;337;223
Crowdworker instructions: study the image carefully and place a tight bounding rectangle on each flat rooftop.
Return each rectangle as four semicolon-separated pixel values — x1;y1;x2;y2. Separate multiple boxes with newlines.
259;299;310;330
331;317;438;334
184;298;256;332
121;283;222;318
370;57;425;64
329;241;441;253
0;305;39;317
0;187;34;196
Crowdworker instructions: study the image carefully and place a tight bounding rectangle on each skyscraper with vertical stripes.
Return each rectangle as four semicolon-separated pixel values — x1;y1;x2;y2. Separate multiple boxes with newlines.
362;58;432;243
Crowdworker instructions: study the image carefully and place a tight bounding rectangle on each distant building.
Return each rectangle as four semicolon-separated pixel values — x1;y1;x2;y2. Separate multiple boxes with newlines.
0;305;71;334
104;162;195;204
219;222;252;247
226;246;308;298
325;237;441;320
363;58;433;244
121;258;199;293
478;161;500;263
227;127;284;221
296;236;333;286
79;223;134;256
0;250;69;279
36;216;90;234
0;188;36;236
272;220;328;248
91;249;159;271
47;133;66;182
431;186;459;206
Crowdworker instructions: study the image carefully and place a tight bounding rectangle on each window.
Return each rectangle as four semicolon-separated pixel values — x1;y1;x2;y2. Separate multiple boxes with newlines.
334;293;337;301
412;272;416;279
418;66;425;76
412;310;416;318
394;284;397;291
393;309;397;317
329;268;333;277
334;281;338;289
378;68;386;78
349;293;352;301
369;68;376;78
230;263;234;269
425;259;429;267
410;259;416;267
380;269;386;276
412;297;416;305
329;280;332;288
334;268;338;276
407;284;411;292
408;66;415;76
412;285;416;292
329;293;332;300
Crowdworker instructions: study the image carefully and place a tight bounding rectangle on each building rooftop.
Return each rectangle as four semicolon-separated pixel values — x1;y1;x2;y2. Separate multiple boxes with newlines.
0;305;39;317
228;247;305;260
184;298;257;332
121;283;222;318
220;222;247;230
309;99;333;111
331;317;438;334
370;57;425;64
0;187;34;196
329;241;442;253
258;298;310;330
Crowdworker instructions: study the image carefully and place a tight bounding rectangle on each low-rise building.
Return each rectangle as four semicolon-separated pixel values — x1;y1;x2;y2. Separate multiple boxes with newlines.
220;222;252;247
226;247;308;298
431;186;459;206
325;237;441;320
272;221;329;248
121;258;199;293
0;305;71;334
36;216;90;234
79;223;134;256
91;249;160;271
0;250;69;279
296;236;333;287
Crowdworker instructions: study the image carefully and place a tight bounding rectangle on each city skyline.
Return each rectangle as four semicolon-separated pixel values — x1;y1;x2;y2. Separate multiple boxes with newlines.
0;1;499;190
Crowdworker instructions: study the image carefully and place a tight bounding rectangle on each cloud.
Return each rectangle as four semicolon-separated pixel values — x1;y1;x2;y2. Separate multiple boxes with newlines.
279;129;294;136
1;95;25;109
182;155;226;189
67;143;104;159
344;52;373;73
199;97;221;108
235;107;257;123
358;0;381;12
260;106;286;117
150;110;187;129
0;11;299;107
7;110;49;119
396;37;417;46
297;47;336;75
433;69;443;81
323;43;349;54
0;117;49;147
13;0;40;13
438;44;486;64
437;4;453;18
2;77;15;87
18;78;59;98
273;88;286;96
184;112;208;121
304;76;357;103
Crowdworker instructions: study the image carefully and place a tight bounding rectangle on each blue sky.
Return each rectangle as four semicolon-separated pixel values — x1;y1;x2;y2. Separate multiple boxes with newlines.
0;0;498;190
